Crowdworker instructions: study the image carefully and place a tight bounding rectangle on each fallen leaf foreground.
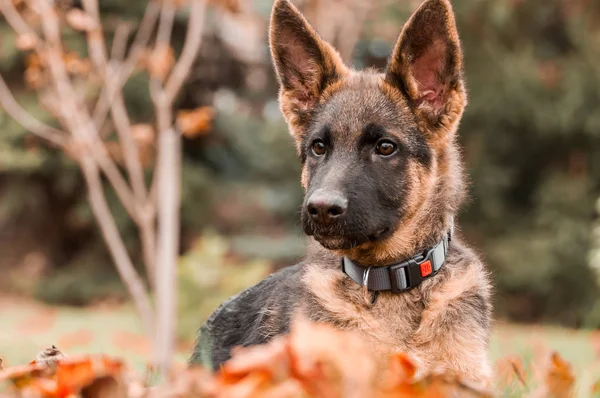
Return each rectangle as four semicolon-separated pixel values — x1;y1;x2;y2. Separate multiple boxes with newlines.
0;320;580;397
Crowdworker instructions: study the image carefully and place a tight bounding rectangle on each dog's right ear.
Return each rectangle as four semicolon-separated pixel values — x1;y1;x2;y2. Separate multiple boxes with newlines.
270;0;348;141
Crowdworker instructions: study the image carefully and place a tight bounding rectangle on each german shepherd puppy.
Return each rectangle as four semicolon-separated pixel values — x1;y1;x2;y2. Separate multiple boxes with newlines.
191;0;492;383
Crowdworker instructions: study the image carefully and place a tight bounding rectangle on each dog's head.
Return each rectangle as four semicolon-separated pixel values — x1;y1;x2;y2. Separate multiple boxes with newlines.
270;0;467;262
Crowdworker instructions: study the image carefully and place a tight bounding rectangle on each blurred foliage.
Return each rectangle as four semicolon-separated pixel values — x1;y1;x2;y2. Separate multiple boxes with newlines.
177;231;270;341
0;0;599;328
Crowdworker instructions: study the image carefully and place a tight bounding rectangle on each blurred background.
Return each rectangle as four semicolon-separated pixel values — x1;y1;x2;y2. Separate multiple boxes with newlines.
1;0;600;369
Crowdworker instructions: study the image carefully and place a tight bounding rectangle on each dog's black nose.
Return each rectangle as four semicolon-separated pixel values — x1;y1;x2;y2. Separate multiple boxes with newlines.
306;189;347;224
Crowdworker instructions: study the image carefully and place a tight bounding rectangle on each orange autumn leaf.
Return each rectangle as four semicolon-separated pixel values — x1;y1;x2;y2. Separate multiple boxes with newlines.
219;337;291;383
389;352;418;381
24;66;46;89
529;351;575;398
0;362;47;387
0;360;58;398
495;355;528;388
63;52;91;76
545;352;575;398
54;355;124;397
176;106;215;138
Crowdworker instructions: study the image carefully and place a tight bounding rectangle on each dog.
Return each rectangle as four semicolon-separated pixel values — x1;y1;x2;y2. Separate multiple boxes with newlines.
190;0;493;383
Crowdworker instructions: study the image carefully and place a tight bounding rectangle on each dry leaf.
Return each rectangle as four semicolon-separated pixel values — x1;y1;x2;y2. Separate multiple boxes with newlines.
64;52;92;75
35;345;66;372
65;9;97;32
545;352;575;398
389;352;418;382
24;66;46;89
176;106;215;138
0;361;55;396
147;45;174;81
54;355;124;397
528;351;575;398
165;366;218;397
495;355;527;388
0;319;576;397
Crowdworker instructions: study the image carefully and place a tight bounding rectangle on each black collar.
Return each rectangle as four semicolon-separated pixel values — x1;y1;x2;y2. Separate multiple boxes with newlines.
342;228;452;293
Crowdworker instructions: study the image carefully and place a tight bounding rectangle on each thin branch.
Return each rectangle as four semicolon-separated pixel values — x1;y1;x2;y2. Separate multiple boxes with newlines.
151;0;208;378
34;0;153;328
110;23;131;62
91;145;142;222
156;1;175;49
83;0;149;203
36;0;87;135
149;0;207;202
149;0;176;104
0;73;68;148
80;156;155;336
163;0;207;103
35;85;140;222
0;0;39;37
0;72;137;219
82;0;108;74
92;1;160;128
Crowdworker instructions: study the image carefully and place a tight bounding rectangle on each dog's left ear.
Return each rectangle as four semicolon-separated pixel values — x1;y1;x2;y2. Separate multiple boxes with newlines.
385;0;466;132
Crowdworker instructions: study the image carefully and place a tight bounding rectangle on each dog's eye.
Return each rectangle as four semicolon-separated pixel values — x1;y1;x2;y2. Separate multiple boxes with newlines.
376;140;397;156
312;139;327;156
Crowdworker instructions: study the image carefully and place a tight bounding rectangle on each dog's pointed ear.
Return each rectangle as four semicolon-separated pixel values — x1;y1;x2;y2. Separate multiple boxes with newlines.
270;0;348;140
385;0;466;132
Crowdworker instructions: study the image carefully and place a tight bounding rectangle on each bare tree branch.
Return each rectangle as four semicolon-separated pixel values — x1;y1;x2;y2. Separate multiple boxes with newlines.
83;0;149;201
32;0;155;334
1;0;209;380
80;156;155;336
92;146;142;222
82;0;157;286
156;1;175;48
0;74;68;148
110;23;131;62
92;1;160;129
163;0;207;103
150;0;208;377
0;0;39;38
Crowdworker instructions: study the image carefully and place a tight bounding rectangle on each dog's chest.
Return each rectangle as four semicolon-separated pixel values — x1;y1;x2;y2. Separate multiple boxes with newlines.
299;265;425;352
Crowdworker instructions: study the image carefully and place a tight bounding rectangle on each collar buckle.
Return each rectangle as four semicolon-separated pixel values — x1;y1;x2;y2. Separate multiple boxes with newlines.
388;260;410;293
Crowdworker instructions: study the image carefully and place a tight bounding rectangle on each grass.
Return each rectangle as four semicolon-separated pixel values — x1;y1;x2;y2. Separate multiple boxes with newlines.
1;296;599;395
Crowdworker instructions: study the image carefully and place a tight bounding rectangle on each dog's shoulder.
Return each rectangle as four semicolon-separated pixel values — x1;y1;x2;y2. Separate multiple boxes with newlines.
190;262;307;369
419;238;493;336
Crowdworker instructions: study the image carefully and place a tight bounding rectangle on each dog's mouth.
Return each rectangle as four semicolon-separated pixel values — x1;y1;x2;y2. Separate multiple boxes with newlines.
311;227;392;250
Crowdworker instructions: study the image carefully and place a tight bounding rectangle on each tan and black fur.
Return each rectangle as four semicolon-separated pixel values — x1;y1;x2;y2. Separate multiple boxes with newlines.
191;0;493;384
